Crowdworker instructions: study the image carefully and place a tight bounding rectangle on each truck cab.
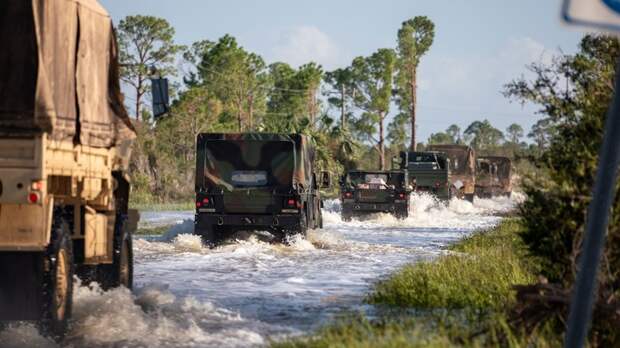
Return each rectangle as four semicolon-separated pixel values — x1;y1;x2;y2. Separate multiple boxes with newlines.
400;151;450;200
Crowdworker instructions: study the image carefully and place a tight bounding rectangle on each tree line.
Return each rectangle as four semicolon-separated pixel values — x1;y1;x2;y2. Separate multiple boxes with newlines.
117;15;542;203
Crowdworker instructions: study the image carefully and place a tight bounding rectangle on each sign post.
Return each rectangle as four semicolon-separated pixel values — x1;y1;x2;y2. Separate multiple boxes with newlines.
562;1;620;347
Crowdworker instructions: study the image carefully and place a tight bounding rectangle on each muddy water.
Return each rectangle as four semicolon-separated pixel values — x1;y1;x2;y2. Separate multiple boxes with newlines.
0;193;522;348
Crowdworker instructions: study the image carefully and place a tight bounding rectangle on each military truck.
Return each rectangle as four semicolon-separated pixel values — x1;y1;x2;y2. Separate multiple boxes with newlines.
340;170;410;221
427;144;477;202
194;133;329;246
475;156;513;198
399;151;450;200
0;0;138;337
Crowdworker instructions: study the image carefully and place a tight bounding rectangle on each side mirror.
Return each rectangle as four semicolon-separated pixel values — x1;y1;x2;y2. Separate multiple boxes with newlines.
320;171;331;188
151;77;170;119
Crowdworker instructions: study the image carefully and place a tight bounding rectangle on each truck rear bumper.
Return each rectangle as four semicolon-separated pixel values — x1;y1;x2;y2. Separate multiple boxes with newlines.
343;202;404;213
195;213;301;230
0;252;44;321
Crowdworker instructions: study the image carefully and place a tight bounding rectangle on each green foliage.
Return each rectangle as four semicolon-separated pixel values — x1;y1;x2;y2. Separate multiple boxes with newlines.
117;15;184;119
505;34;620;344
349;49;396;169
395;16;435;150
271;315;451;348
197;35;269;131
464;119;504;152
368;219;535;310
427;132;453;145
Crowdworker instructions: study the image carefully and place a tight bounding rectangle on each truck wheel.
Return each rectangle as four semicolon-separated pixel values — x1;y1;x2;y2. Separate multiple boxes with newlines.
97;216;134;290
199;226;230;248
465;194;475;203
394;208;409;220
40;209;74;339
341;212;352;222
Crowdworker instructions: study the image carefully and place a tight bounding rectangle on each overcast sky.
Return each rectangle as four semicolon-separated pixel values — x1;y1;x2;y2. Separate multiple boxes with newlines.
101;0;583;142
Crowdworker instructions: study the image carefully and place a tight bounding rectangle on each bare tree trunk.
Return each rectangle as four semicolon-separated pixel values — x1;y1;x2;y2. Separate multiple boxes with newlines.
248;94;254;130
135;77;143;120
409;68;417;151
379;113;385;170
341;85;346;130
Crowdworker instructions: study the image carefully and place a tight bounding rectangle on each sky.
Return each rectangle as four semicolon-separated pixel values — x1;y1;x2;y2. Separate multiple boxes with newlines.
100;0;583;142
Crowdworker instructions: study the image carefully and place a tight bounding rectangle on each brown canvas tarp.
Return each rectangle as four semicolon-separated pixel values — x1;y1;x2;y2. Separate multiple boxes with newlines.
0;0;134;147
427;144;476;176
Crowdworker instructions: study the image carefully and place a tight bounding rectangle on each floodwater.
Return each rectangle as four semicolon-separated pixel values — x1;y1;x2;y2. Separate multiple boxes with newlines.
0;193;522;348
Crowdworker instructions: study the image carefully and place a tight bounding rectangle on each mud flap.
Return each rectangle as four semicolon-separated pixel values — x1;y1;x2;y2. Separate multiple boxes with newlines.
0;252;45;321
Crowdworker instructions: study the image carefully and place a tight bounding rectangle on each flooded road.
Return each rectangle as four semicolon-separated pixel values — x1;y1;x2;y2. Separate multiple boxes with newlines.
0;194;521;348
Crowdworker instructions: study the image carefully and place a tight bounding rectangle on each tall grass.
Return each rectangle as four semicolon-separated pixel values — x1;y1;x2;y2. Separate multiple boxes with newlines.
368;219;536;310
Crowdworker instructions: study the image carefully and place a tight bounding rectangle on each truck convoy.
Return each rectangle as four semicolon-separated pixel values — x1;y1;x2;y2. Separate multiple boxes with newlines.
340;170;410;221
427;144;477;202
0;0;138;337
399;151;450;200
194;133;329;246
475;156;513;198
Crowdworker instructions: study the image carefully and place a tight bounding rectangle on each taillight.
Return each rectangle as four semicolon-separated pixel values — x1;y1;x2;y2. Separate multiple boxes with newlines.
28;180;43;204
398;193;405;199
202;197;210;204
28;192;40;204
435;181;441;188
196;201;202;208
344;192;353;198
287;199;296;206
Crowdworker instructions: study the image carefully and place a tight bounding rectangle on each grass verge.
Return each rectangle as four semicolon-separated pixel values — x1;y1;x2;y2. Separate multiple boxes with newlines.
273;219;560;347
129;201;194;211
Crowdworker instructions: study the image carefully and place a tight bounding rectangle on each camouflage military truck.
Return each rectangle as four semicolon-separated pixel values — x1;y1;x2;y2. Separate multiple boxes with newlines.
475;156;513;198
0;0;138;337
194;133;329;246
427;145;477;202
399;151;450;200
340;170;410;221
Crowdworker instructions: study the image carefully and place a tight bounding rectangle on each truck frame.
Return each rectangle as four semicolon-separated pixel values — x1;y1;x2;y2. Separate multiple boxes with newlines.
194;133;329;246
0;0;137;337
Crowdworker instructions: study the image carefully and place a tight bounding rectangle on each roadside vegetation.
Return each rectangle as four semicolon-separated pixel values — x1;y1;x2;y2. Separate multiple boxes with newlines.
273;219;559;347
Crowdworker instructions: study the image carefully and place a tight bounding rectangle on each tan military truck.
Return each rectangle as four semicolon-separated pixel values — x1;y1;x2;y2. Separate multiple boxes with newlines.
427;144;477;202
0;0;138;337
475;156;513;198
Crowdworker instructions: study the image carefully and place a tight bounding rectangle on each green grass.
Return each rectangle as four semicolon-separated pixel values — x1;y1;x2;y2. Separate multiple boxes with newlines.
272;219;560;347
271;315;451;348
129;201;194;211
134;224;175;236
368;219;536;310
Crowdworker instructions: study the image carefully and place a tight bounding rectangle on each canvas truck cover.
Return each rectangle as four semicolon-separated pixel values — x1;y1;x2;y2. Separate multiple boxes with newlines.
479;156;512;190
196;133;314;190
427;145;476;176
0;0;134;147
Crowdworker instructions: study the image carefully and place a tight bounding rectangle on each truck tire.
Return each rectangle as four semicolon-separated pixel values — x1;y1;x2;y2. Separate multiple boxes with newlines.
40;208;74;339
394;207;409;220
200;225;230;248
465;193;475;203
97;216;133;290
